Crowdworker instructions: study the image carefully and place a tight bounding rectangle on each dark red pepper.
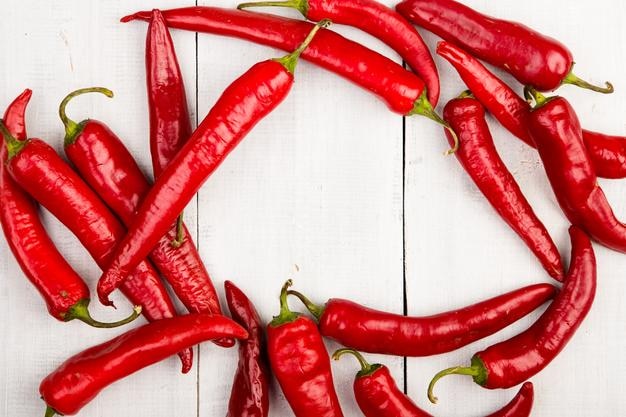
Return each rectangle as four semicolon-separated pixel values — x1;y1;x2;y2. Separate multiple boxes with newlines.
396;0;613;94
428;227;595;400
288;283;555;357
268;280;344;417
486;382;534;417
40;314;248;417
225;281;270;417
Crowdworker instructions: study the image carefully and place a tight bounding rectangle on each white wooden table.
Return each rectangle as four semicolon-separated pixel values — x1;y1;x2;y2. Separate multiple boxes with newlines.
2;1;626;415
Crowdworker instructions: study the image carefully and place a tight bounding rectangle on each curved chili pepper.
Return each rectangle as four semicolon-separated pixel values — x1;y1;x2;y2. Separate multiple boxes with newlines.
0;123;193;373
437;40;626;180
333;349;432;417
0;91;140;328
525;90;626;252
268;280;344;417
96;20;340;306
396;0;613;94
40;314;248;417
236;0;440;106
287;283;555;357
444;92;563;280
486;382;534;417
225;281;269;417
428;226;595;400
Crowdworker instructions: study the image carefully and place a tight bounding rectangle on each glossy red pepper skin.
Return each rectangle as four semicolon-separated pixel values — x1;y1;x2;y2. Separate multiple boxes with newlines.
444;95;563;280
528;96;626;252
486;382;534;417
225;281;269;417
290;283;554;357
437;41;626;180
40;314;248;416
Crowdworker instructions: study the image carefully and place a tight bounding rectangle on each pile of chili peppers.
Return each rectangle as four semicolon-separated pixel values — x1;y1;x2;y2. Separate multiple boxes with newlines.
1;0;623;415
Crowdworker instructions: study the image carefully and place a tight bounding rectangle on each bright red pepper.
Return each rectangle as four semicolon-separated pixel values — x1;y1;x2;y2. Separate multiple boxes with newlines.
437;40;626;180
396;0;613;94
268;280;344;417
236;0;440;106
428;226;595;400
0;91;139;328
96;21;333;306
225;281;270;417
40;314;248;417
0;124;193;373
288;283;555;357
486;382;534;417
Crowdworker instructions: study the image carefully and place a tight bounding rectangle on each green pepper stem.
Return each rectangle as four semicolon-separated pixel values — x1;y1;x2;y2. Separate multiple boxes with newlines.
409;90;459;155
563;68;614;94
427;364;482;404
0;120;26;160
171;213;186;248
274;19;331;74
457;90;474;99
237;0;308;17
59;87;113;146
44;406;56;417
287;289;325;320
270;280;299;326
333;348;381;377
66;299;142;328
525;86;550;109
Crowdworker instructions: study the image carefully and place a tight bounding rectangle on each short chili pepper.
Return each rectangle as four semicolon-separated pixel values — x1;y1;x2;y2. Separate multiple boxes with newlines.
396;0;613;94
333;348;432;417
486;382;534;417
225;281;270;417
0;122;193;373
96;20;346;306
121;7;458;151
0;91;140;327
437;40;626;180
40;314;248;417
443;92;563;280
288;282;555;357
428;226;595;401
268;280;344;417
236;0;440;106
526;89;626;253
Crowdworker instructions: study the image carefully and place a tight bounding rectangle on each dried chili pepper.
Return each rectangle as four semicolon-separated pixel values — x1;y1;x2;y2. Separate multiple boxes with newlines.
40;314;248;417
396;0;613;94
236;0;440;106
437;40;626;180
0;91;140;327
0;122;193;373
96;20;342;306
333;349;432;417
486;382;534;417
444;92;563;280
428;226;595;400
225;281;269;417
268;280;344;417
287;283;555;357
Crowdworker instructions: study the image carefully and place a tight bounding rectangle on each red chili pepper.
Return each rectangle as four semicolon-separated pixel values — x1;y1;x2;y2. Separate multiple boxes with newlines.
333;349;432;417
437;40;626;180
0;91;140;328
287;283;555;357
96;20;340;306
443;92;563;280
486;382;534;417
525;89;626;253
236;0;440;106
396;0;613;94
428;226;595;401
40;314;248;417
225;281;270;417
0;123;193;373
268;280;344;417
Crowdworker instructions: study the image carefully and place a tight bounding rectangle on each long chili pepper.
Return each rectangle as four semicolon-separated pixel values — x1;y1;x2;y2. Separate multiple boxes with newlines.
225;281;270;417
0;91;140;328
287;283;555;357
236;0;440;106
333;349;432;417
443;92;563;280
268;280;344;417
0;122;193;373
428;226;596;401
96;20;342;306
396;0;613;94
525;89;626;253
486;382;534;417
40;314;248;417
437;40;626;180
121;7;458;151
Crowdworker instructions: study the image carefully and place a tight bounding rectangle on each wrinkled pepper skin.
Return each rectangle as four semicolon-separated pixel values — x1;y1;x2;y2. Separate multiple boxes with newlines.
486;382;534;417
